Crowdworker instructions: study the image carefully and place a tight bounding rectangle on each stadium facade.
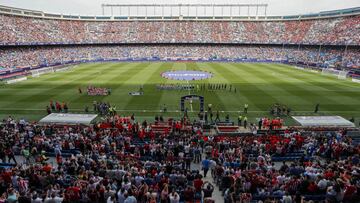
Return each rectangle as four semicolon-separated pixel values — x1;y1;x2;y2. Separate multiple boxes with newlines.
0;5;359;80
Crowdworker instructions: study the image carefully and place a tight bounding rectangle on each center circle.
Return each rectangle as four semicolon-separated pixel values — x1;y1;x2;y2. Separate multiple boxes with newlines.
161;70;213;81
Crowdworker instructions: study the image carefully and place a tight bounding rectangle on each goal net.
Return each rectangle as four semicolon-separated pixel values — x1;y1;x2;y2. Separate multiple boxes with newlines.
337;70;349;80
321;68;339;76
321;68;349;80
31;67;54;77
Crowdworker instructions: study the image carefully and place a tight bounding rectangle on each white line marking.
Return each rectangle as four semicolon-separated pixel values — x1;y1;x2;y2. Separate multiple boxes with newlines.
0;108;359;113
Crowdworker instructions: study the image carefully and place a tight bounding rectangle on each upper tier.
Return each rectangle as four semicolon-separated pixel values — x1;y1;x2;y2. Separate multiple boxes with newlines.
1;6;360;46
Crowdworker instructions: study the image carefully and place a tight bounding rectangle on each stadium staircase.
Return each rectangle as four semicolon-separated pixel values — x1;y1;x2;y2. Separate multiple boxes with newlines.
246;150;312;162
250;194;326;202
45;149;81;158
347;130;360;145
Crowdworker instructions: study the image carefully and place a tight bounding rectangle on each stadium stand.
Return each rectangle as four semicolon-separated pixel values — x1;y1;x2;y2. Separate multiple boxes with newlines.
0;45;359;70
0;7;360;77
0;115;359;202
0;4;359;203
0;14;360;45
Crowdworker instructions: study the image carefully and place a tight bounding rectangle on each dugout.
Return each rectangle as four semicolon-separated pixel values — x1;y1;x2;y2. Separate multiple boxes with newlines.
39;113;98;125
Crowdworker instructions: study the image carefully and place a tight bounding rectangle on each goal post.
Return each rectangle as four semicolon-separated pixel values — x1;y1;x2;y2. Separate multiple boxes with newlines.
321;68;337;75
338;70;349;80
30;67;54;77
31;69;40;77
321;68;348;80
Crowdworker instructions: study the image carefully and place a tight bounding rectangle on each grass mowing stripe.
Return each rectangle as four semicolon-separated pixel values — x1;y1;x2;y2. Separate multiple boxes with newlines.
222;63;280;111
1;70;95;108
217;63;295;110
0;64;112;115
194;63;228;111
244;64;316;106
1;63;148;117
40;63;101;82
3;108;359;113
68;62;150;112
63;63;136;105
0;62;359;126
1;63;102;95
19;63;100;88
0;65;87;93
277;63;360;89
248;64;360;111
124;62;173;111
268;64;360;100
264;64;360;110
157;62;186;111
205;62;259;111
2;63;124;109
101;63;154;107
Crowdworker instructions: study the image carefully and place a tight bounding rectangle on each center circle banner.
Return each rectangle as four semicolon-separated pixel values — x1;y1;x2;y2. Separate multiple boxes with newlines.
161;70;213;81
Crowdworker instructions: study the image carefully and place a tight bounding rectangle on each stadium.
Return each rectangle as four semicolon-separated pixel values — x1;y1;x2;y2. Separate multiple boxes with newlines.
0;1;359;203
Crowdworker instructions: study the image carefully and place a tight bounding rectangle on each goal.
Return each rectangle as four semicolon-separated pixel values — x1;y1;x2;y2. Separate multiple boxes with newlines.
321;68;338;75
321;68;348;79
31;67;54;77
337;70;349;80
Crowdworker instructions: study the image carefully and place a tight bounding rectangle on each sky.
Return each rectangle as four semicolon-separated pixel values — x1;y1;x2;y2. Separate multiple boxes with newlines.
0;0;359;16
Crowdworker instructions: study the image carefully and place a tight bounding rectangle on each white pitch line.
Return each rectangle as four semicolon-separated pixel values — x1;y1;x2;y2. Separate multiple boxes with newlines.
0;108;359;113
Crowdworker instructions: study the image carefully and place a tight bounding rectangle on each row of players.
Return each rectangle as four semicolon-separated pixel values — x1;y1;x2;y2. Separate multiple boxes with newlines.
156;83;237;92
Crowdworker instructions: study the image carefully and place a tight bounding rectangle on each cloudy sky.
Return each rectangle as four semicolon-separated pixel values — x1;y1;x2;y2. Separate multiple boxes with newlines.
0;0;359;16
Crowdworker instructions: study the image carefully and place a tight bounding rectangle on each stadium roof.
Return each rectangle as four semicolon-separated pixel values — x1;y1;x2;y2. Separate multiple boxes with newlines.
0;4;360;21
1;0;360;16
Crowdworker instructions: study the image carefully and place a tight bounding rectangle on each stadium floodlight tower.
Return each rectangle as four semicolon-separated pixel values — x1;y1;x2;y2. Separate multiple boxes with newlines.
101;4;268;20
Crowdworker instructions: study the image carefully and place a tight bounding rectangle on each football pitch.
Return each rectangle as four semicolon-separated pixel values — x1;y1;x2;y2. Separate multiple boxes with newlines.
1;62;359;126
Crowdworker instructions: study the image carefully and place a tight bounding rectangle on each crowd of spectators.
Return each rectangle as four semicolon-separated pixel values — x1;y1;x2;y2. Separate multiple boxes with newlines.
0;115;217;203
208;129;360;202
1;13;360;73
1;14;360;45
0;113;359;203
87;86;110;96
0;45;359;71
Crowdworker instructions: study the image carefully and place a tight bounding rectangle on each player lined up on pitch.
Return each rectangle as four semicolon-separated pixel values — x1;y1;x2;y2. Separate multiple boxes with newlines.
156;83;237;92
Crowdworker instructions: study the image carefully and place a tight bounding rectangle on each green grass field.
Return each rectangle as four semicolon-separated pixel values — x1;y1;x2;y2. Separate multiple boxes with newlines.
1;62;360;126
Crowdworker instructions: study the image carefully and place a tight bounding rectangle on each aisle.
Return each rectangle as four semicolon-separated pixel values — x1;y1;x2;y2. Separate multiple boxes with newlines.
191;155;224;203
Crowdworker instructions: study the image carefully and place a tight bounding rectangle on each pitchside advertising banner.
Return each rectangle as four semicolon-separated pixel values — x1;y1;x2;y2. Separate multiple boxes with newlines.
6;77;27;84
161;70;213;80
128;92;143;96
352;78;360;83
